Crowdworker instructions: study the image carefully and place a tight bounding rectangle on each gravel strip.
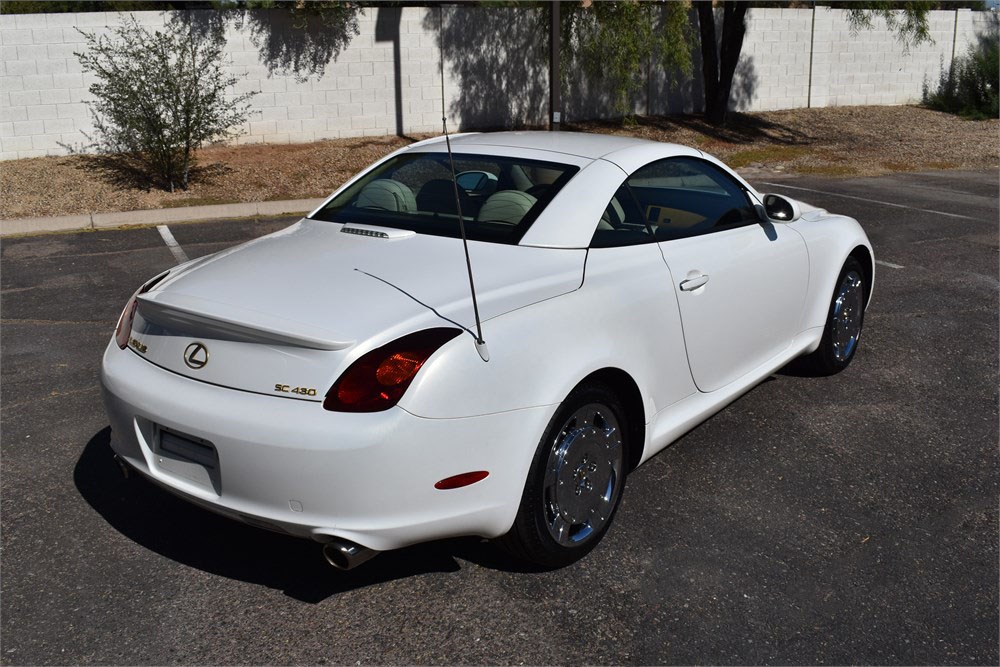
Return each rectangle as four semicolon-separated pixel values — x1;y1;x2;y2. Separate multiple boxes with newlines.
1;106;996;220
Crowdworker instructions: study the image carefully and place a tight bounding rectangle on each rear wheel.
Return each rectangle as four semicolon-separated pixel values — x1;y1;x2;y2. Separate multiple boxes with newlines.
805;256;866;375
497;383;628;568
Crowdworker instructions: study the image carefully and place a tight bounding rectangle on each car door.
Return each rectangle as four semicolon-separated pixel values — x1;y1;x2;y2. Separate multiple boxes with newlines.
626;157;809;393
586;183;698;414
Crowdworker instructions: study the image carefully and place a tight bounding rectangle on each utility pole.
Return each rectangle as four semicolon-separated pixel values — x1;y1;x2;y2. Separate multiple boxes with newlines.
550;0;561;131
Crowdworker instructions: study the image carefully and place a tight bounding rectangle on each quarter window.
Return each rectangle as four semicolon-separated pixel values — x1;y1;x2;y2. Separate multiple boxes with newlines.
626;157;759;241
589;184;654;248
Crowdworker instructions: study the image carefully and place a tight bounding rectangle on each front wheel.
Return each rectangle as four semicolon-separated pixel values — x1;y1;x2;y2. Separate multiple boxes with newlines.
497;383;628;568
805;256;867;375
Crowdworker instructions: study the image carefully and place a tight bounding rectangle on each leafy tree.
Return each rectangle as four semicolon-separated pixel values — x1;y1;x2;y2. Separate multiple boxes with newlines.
842;2;932;51
697;1;935;126
562;1;692;120
696;1;750;126
76;16;256;191
0;1;205;14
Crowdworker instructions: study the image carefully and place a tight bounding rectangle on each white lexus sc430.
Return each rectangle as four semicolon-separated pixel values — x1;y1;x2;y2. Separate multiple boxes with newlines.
101;132;873;570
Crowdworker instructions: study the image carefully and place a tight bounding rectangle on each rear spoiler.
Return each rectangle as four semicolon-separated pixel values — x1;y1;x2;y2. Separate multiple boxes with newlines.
137;291;355;351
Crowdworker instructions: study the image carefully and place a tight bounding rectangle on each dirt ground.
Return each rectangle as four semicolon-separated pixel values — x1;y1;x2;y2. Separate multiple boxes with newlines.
1;105;996;220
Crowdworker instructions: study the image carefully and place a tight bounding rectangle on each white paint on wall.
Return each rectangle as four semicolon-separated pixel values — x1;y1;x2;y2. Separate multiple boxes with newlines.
0;6;994;160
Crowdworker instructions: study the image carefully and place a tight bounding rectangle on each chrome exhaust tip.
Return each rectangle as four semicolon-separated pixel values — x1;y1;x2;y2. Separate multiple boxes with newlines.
322;539;378;571
112;454;130;479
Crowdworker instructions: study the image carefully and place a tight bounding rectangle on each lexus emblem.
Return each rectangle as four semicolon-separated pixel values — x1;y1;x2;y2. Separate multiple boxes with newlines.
183;342;209;369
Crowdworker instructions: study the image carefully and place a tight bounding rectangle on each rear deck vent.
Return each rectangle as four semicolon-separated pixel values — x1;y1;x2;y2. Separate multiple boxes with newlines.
341;226;389;239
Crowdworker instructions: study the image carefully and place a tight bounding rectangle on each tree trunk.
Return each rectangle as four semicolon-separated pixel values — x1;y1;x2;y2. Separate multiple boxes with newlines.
697;1;749;126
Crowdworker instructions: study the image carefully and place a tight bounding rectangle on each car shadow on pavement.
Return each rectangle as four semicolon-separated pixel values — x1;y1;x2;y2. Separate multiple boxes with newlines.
74;427;518;603
775;356;820;378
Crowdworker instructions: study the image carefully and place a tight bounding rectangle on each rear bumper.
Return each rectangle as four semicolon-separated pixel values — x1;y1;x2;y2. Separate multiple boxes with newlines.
100;342;553;551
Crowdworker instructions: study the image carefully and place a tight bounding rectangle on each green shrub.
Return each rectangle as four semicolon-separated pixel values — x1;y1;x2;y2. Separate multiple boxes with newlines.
923;36;999;120
75;17;256;191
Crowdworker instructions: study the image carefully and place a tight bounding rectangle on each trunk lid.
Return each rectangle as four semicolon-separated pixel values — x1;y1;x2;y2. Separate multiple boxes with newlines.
128;219;585;400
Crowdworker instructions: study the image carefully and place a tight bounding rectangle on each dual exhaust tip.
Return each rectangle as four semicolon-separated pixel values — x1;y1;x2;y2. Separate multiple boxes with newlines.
322;539;379;571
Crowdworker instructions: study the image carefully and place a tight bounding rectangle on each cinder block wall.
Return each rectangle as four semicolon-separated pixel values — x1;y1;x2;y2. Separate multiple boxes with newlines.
0;6;993;160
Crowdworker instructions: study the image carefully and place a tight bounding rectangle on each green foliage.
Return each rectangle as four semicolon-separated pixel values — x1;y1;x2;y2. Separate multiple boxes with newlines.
843;2;934;51
923;37;999;119
75;16;256;191
823;1;985;11
562;1;692;120
0;1;196;14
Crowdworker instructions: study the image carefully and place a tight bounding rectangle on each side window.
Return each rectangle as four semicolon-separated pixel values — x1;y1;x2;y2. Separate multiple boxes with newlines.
625;157;759;242
589;184;654;248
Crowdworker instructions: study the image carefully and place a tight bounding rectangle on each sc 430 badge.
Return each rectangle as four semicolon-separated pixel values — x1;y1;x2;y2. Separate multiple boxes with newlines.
129;337;147;354
274;384;317;397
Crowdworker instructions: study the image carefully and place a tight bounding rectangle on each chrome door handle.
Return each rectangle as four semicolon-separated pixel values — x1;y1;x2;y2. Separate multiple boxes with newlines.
679;274;710;291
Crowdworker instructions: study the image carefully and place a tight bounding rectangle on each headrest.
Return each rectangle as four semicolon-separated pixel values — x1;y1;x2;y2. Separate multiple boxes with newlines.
356;179;417;212
477;190;538;226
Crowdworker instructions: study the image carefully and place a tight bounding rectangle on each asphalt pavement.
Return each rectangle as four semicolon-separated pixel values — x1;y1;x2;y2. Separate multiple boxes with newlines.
1;169;997;665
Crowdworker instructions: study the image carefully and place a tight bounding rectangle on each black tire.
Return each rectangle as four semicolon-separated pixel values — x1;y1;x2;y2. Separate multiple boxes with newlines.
497;382;629;568
804;256;867;376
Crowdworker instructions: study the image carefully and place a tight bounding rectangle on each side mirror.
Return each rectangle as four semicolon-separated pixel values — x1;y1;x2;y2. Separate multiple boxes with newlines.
762;193;801;223
455;170;498;196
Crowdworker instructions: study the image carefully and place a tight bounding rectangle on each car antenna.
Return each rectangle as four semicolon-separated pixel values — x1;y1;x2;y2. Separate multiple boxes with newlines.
439;5;489;363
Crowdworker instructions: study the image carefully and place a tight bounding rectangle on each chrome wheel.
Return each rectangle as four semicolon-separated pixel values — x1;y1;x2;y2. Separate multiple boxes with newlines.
542;403;623;546
831;270;864;362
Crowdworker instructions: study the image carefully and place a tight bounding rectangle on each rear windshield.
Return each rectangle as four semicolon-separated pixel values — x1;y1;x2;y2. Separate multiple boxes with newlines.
310;152;579;244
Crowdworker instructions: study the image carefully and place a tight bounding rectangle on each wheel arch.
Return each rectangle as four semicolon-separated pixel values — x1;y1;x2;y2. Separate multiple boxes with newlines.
795;214;874;331
848;244;874;308
575;367;646;473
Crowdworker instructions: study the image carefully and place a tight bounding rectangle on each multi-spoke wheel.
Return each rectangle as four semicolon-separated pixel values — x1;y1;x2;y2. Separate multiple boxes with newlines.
497;383;629;568
805;256;867;375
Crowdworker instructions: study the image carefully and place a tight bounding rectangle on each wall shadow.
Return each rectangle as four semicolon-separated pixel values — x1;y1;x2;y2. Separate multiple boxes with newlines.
973;11;999;50
425;5;548;130
729;55;759;113
567;108;812;147
650;7;703;115
74;427;534;603
174;6;362;82
374;6;404;137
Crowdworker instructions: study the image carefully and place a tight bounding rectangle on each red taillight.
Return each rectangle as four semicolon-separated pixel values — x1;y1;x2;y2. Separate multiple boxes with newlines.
114;294;140;349
114;272;169;350
324;328;462;412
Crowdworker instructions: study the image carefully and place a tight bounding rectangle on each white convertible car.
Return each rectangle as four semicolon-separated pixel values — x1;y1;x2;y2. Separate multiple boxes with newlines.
101;132;873;570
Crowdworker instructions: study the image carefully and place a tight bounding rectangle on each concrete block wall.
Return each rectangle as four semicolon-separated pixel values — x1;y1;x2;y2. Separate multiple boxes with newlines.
807;8;956;109
1;10;137;159
0;6;994;160
737;7;993;112
0;7;458;160
737;7;815;112
219;7;456;148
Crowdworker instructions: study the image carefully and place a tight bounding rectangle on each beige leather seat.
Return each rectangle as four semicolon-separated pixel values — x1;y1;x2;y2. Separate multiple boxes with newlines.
477;190;537;226
598;196;626;230
356;179;417;212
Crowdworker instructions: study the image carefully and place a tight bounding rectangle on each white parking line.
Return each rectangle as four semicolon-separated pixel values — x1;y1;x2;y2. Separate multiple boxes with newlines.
759;182;978;221
875;260;905;269
156;225;190;264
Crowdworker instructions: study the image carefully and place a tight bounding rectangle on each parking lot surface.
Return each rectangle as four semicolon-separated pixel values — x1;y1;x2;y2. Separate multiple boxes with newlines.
2;170;997;665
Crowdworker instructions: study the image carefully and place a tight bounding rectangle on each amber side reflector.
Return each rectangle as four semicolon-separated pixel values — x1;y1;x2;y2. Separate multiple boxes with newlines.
434;471;489;490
